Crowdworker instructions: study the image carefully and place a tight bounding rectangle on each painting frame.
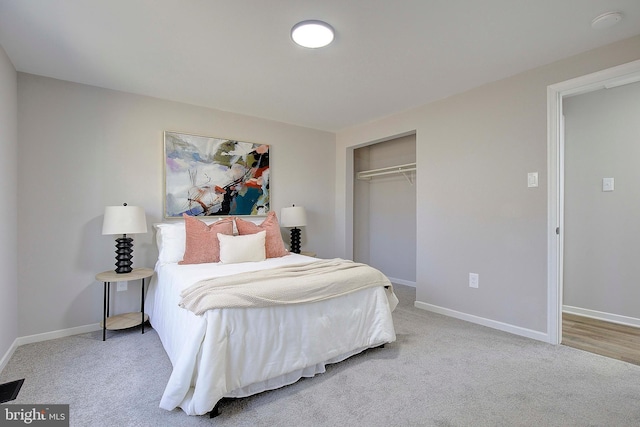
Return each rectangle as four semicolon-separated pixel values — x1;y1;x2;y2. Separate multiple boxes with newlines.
163;131;270;218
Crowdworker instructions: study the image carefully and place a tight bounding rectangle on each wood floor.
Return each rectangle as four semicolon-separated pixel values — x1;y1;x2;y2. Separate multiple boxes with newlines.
562;313;640;366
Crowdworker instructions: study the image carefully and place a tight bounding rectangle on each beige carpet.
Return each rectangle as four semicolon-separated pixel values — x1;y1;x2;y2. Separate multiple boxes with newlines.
2;285;640;426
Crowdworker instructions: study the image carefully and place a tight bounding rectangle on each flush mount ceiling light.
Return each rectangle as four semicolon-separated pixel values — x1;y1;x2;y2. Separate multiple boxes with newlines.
291;20;334;48
591;11;623;30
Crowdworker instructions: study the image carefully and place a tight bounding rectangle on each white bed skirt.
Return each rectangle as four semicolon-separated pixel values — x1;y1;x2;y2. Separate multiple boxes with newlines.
147;254;397;416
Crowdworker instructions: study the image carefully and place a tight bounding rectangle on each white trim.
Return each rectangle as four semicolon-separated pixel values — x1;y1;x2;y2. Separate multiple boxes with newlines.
603;73;640;89
0;339;19;373
387;277;416;287
14;323;101;347
546;85;562;345
563;306;640;329
414;301;549;343
547;59;640;346
1;324;101;372
550;59;640;97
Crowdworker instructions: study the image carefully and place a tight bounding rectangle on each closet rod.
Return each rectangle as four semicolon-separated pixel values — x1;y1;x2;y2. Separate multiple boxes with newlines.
356;162;416;180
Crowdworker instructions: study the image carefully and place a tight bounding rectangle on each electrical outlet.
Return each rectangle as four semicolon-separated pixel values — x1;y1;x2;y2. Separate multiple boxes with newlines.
116;281;128;292
469;273;479;288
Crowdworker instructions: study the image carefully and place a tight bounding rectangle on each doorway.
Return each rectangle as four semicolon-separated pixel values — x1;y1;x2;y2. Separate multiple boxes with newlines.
547;59;640;345
353;134;417;286
561;80;640;362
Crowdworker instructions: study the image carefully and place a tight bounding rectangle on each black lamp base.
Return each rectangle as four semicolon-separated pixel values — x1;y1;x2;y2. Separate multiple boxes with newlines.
114;235;134;274
289;227;301;254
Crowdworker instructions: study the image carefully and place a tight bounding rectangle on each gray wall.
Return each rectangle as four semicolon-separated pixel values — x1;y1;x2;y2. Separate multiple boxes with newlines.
353;135;416;284
17;73;335;337
0;45;18;366
5;34;640;349
335;35;640;337
353;146;371;263
563;81;640;319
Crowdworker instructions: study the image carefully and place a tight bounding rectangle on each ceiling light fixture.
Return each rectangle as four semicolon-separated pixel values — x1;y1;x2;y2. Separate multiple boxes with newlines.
291;20;334;48
591;11;623;30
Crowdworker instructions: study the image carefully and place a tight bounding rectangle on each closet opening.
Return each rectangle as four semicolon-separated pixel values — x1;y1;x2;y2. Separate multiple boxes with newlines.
352;133;417;287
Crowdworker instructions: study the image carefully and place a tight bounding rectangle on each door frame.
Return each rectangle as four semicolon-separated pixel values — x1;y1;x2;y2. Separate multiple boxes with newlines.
546;59;640;345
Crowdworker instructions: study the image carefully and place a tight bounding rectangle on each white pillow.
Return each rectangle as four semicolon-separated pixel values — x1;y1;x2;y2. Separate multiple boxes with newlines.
155;222;187;265
218;231;266;264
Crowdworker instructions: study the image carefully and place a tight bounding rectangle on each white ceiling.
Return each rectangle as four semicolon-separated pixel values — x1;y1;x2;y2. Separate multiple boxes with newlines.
1;1;639;132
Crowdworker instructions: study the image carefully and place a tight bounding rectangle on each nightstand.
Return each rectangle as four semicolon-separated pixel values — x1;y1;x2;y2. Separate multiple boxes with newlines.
96;267;154;341
300;251;317;257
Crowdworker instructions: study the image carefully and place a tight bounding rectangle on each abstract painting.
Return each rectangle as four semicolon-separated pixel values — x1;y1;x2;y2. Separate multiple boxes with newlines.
164;131;270;217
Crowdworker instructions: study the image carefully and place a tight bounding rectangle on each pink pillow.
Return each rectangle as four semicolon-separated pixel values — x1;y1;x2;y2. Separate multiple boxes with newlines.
235;211;289;258
179;214;234;264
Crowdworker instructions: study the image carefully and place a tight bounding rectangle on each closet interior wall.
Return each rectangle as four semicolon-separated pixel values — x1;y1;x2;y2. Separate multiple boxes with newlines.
353;134;416;286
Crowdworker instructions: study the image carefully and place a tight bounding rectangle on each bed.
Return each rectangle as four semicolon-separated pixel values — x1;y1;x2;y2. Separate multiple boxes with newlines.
146;214;398;416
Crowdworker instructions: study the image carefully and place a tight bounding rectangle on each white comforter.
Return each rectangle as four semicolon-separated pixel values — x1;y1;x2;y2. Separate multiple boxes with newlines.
146;254;398;416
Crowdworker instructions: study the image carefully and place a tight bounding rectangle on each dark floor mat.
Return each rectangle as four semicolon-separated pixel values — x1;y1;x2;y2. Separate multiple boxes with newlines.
0;379;24;403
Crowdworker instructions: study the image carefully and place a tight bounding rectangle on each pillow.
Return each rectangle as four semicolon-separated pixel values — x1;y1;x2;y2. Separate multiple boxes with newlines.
179;214;234;264
235;211;289;258
155;222;187;264
155;218;233;264
231;216;263;234
218;231;266;264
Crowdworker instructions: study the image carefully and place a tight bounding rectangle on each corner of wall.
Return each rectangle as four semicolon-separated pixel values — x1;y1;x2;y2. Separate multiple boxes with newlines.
0;43;18;366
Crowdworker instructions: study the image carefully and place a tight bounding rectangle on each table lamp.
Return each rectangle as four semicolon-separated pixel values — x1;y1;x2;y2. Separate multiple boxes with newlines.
102;203;147;273
280;205;307;254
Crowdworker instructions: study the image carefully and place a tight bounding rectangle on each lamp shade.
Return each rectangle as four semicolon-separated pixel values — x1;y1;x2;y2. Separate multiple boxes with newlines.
280;206;307;228
102;205;147;235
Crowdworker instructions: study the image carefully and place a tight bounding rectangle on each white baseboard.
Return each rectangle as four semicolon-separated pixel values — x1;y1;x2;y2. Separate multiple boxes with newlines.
0;338;19;374
414;301;550;343
387;277;416;287
563;305;640;328
14;323;101;348
1;324;101;374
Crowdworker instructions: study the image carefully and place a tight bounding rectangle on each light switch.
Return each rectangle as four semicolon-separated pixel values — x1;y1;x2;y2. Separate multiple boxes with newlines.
602;177;614;192
527;172;538;188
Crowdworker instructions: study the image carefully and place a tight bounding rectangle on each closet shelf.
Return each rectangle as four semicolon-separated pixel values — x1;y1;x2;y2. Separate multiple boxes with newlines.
357;162;416;183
